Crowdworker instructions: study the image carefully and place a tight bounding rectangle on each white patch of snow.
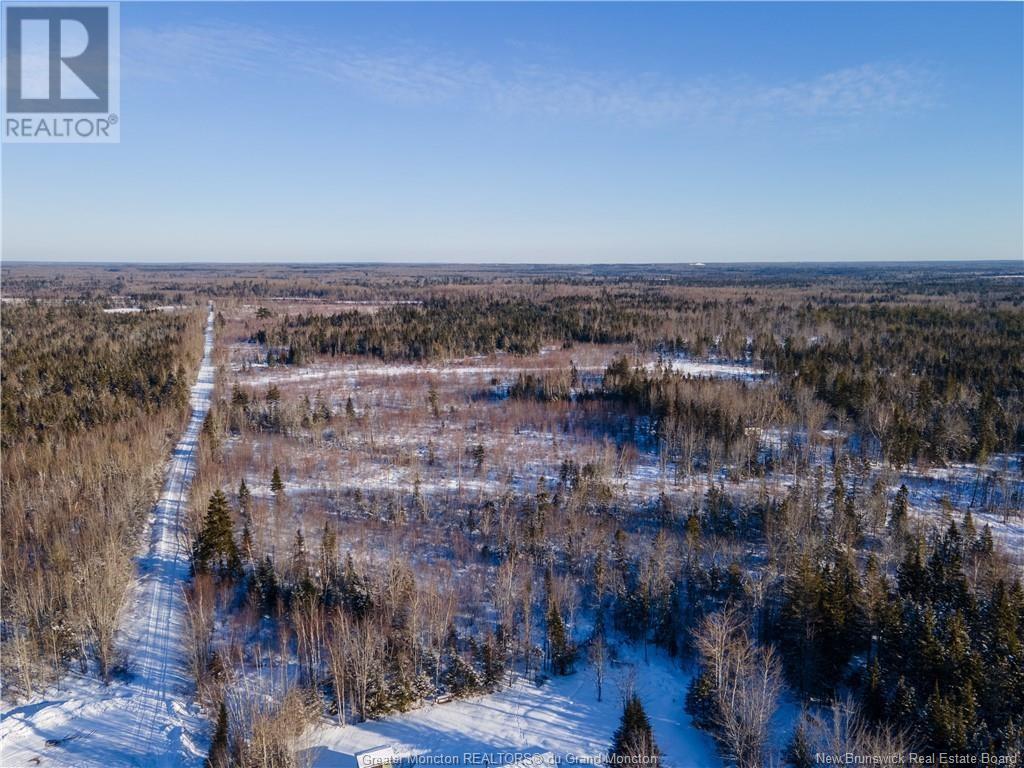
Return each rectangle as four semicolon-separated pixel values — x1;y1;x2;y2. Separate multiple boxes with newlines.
646;357;768;381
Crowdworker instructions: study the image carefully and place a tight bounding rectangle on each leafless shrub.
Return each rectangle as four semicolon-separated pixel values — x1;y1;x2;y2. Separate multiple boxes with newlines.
791;698;913;763
229;685;319;768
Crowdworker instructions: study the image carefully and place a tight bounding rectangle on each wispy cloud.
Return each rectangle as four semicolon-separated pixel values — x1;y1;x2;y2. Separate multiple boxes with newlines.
296;43;493;105
125;22;279;81
124;21;938;125
752;63;937;117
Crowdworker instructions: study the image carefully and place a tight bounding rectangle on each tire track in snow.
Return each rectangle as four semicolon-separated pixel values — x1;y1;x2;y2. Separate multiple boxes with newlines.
128;305;216;762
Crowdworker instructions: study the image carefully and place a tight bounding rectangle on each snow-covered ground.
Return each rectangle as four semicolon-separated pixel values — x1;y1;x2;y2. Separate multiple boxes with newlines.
302;647;720;768
237;361;604;388
646;356;768;381
102;305;187;314
899;454;1023;558
0;309;217;768
232;350;767;389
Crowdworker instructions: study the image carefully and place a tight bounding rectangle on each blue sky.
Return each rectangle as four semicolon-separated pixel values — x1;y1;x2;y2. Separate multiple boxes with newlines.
3;1;1022;263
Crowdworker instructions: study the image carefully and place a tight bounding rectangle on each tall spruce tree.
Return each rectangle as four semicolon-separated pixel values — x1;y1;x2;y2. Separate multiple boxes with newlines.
610;694;660;764
237;477;251;513
240;516;253;564
194;490;240;575
291;528;310;586
889;484;910;538
546;600;574;675
270;466;285;495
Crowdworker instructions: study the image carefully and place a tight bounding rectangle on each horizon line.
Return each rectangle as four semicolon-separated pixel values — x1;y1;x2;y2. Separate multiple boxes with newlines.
3;258;1022;269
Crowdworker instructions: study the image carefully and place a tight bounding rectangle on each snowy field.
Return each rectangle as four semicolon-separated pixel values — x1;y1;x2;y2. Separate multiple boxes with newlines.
0;310;217;768
302;647;720;768
228;341;769;390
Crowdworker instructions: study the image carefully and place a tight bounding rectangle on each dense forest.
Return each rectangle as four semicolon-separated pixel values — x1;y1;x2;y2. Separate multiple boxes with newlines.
1;304;196;444
1;304;204;694
250;297;653;361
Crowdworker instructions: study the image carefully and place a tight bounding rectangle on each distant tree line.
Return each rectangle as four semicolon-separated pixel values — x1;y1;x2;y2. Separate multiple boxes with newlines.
763;304;1024;464
251;296;661;363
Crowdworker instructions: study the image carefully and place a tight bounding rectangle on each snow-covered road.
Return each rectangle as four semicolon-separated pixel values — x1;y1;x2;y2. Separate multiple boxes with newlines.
1;308;216;768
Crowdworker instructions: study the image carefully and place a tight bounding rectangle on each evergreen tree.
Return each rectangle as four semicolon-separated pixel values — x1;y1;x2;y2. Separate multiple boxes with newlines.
962;510;977;543
230;383;249;408
205;700;230;768
341;553;372;617
313;390;332;423
656;491;674;526
240;517;253;564
831;460;846;522
784;714;815;768
237;477;251;513
925;684;964;752
864;660;886;722
685;512;701;548
889;484;910;538
890;676;918;723
546;600;575;675
868;478;887;531
977;525;995;557
778;554;825;692
194;490;240;575
685;670;718;731
319;522;338;594
863;554;889;647
897;539;927;597
201;411;220;451
478;631;506;689
943;611;978;691
974;388;1000;462
254;555;278;611
291;528;309;585
610;694;660;764
914;607;944;693
819;547;866;685
443;653;483;696
270;466;285;495
982;580;1024;728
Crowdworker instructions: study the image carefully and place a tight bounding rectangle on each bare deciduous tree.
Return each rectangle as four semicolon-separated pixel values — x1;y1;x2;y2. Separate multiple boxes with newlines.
694;607;782;768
